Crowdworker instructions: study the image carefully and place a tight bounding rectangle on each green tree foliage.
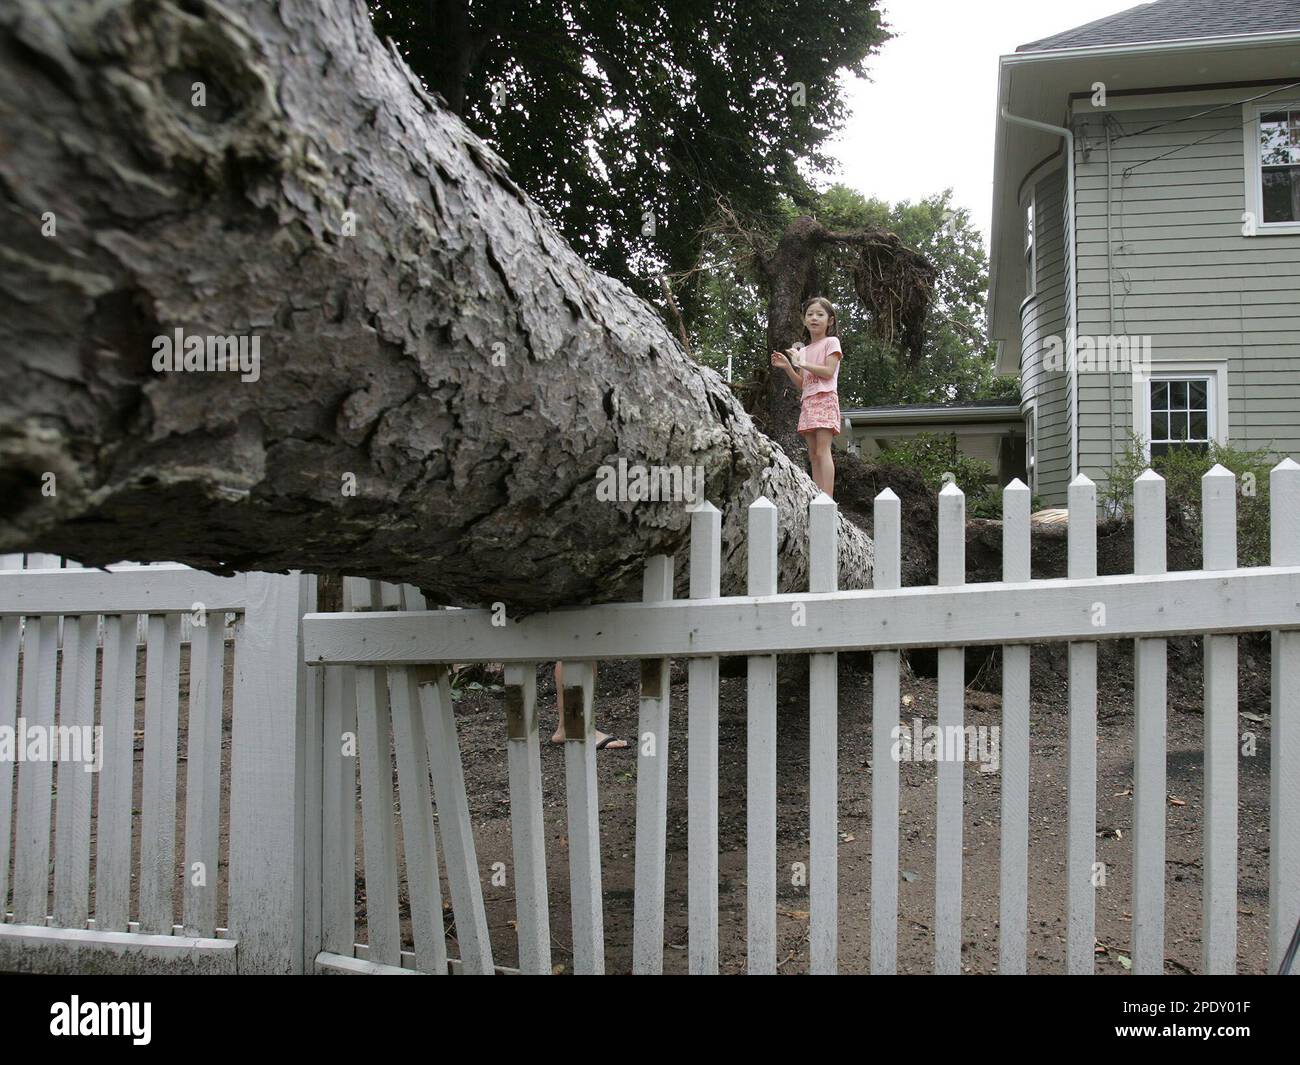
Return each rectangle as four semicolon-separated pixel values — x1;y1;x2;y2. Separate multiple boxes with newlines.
690;185;1017;407
369;1;890;305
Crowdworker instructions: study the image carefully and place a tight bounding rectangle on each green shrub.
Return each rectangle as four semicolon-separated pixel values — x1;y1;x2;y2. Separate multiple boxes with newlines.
874;432;1002;517
1100;432;1278;566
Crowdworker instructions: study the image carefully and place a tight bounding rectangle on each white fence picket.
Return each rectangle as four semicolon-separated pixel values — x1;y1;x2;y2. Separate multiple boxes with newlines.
356;665;400;965
504;663;549;975
1201;464;1238;974
420;667;494;974
633;555;674;975
139;614;182;934
687;502;721;975
300;583;324;967
934;483;965;974
13;615;57;924
0;616;19;918
559;658;603;975
809;494;838;975
871;489;901;975
96;613;138;932
998;479;1031;974
746;500;779;975
321;663;358;956
183;621;226;937
389;666;448;975
1270;459;1300;974
400;584;428;611
52;615;97;929
1132;470;1168;974
348;579;378;611
228;573;314;974
1066;474;1098;974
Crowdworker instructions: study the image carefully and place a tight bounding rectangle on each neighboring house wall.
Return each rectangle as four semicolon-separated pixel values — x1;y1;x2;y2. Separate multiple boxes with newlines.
1071;96;1300;491
846;423;1025;487
1020;165;1072;504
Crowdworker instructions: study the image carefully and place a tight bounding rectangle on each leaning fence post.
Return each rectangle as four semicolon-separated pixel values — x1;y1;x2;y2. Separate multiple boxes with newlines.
1202;464;1238;974
229;572;314;974
1270;457;1300;975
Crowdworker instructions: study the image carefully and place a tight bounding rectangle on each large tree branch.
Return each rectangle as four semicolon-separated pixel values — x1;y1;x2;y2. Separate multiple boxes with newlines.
0;0;872;609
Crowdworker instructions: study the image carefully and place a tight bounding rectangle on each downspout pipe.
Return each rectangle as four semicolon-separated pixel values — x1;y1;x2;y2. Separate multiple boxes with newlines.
1000;106;1078;480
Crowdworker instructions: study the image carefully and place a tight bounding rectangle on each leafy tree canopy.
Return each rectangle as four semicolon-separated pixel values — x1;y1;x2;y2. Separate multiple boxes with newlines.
370;0;890;303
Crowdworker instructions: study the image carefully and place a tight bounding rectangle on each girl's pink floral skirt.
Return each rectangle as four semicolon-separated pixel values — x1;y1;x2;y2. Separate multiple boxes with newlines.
798;391;841;435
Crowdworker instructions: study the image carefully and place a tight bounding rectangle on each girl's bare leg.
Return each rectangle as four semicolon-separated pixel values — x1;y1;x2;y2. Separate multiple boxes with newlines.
552;662;629;748
803;429;835;497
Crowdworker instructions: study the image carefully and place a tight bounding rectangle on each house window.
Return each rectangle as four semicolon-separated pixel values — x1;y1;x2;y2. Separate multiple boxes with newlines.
1246;103;1300;233
1259;109;1300;224
1024;197;1036;297
1148;378;1210;459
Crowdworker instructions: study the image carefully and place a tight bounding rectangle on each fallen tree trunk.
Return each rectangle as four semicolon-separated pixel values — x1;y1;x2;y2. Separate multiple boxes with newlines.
0;0;871;608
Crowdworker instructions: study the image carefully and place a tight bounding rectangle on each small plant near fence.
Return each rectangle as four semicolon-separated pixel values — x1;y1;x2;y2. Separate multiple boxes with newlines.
1102;433;1278;566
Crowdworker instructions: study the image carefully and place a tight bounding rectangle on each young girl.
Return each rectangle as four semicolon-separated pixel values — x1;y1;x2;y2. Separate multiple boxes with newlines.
770;296;843;497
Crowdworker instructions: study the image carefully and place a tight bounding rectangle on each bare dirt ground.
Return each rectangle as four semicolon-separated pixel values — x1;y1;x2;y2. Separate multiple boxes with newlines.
433;645;1274;975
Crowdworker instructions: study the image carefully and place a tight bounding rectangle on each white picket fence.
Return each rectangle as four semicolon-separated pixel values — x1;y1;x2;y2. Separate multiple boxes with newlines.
300;462;1300;975
4;462;1300;974
0;563;314;974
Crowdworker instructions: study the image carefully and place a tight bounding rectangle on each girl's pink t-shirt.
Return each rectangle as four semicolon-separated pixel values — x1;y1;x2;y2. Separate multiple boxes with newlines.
799;335;842;400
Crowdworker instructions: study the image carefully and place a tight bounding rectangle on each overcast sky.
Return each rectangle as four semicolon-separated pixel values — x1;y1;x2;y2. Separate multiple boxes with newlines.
824;0;1139;245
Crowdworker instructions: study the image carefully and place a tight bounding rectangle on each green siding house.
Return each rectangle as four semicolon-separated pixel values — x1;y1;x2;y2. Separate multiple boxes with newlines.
989;0;1300;504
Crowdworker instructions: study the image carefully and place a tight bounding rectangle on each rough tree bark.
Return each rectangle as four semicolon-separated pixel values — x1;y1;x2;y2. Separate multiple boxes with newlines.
0;0;872;608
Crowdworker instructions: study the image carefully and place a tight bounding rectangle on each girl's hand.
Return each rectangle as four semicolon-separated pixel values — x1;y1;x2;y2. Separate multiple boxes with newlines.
770;349;792;367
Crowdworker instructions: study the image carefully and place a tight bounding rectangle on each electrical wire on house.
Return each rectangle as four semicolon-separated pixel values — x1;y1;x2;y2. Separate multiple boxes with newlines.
1107;79;1300;142
1106;79;1300;177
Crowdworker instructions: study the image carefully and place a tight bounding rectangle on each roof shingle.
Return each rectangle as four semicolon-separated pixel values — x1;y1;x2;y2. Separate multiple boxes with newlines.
1016;0;1300;52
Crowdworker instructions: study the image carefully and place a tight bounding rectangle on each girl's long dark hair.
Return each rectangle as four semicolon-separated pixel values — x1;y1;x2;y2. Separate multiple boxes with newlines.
798;296;838;345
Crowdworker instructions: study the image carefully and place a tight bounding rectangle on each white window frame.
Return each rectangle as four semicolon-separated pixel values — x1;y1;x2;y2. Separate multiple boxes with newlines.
1025;400;1038;495
1243;99;1300;236
1131;357;1228;463
1023;191;1037;300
